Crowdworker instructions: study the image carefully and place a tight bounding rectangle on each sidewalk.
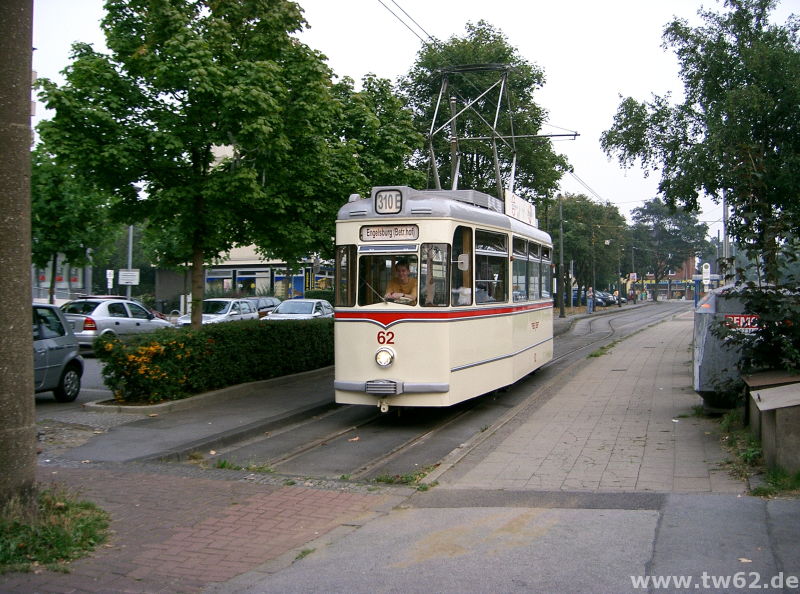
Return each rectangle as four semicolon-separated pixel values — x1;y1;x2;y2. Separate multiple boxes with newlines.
214;304;799;593
5;302;798;593
446;305;744;493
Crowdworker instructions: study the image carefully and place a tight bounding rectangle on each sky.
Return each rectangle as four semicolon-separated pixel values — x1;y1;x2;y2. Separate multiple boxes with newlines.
31;0;800;239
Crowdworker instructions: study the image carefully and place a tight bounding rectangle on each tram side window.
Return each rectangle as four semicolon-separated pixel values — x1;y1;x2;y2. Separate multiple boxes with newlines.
335;245;357;307
451;226;473;305
475;230;507;304
420;243;450;306
541;247;552;298
358;255;419;306
528;242;540;299
512;237;528;302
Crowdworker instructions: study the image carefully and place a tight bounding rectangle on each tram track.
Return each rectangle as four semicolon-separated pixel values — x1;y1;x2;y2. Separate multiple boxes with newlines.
196;303;690;484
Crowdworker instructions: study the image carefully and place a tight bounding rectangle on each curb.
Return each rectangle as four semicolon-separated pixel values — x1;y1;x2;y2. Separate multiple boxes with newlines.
132;399;337;464
81;365;335;414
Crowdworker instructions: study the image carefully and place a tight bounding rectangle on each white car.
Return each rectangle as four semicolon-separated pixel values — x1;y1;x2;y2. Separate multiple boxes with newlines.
261;298;333;320
176;298;259;327
61;298;174;351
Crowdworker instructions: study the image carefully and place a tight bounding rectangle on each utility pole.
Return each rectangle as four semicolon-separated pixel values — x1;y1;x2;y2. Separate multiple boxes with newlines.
558;197;565;318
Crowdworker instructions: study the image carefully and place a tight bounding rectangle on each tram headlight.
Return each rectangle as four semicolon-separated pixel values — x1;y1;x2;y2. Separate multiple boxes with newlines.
375;347;395;368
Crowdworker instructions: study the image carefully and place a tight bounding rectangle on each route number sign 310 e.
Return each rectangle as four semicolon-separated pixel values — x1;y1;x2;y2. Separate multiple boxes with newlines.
375;189;402;214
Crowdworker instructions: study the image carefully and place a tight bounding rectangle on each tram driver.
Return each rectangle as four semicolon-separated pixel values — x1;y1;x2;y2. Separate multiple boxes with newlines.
384;259;418;305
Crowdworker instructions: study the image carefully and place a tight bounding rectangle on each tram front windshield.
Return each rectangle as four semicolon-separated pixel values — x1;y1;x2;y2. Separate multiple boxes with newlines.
354;245;451;307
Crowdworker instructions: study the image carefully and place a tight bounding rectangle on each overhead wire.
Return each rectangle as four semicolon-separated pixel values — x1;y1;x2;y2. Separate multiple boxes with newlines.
390;0;437;43
376;0;615;212
376;0;428;44
569;172;606;202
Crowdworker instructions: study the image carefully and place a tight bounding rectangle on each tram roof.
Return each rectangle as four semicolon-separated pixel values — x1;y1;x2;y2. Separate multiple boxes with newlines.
338;186;552;245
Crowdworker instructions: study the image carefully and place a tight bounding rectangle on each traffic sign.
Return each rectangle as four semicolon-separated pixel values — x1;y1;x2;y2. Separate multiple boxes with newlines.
118;269;140;286
702;262;711;284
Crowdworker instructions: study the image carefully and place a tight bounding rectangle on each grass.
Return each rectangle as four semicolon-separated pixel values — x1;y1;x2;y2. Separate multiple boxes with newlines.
373;466;438;491
587;342;616;358
295;548;315;560
751;467;800;497
209;459;274;473
716;408;800;497
0;486;110;574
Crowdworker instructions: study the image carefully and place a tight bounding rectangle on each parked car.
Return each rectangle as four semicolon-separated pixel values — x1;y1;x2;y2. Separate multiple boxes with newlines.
33;303;84;402
243;296;282;318
595;291;613;306
77;294;167;319
61;298;174;351
175;298;260;327
262;298;334;320
571;289;607;308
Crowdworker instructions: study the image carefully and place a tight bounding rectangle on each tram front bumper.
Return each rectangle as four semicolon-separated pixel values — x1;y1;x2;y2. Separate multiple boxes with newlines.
334;379;449;396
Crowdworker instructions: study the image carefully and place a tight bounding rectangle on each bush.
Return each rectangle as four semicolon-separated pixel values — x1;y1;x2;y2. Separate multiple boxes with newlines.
95;318;334;403
304;289;334;303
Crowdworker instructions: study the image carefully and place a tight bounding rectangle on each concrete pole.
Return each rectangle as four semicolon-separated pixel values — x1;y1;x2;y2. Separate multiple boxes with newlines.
558;197;565;318
0;0;37;510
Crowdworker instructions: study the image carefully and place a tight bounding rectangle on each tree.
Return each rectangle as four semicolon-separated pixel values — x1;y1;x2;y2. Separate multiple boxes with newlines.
331;74;426;196
31;146;117;303
600;0;800;285
400;21;569;205
631;198;708;301
553;193;628;298
37;0;354;327
0;0;36;513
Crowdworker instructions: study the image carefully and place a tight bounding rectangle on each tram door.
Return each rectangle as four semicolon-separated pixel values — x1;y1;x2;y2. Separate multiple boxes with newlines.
451;226;473;306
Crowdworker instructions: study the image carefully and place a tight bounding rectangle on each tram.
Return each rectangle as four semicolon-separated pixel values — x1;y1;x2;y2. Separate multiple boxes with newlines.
333;185;554;411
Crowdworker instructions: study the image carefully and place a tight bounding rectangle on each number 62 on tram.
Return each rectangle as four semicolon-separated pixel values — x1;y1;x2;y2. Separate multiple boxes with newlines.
333;186;554;412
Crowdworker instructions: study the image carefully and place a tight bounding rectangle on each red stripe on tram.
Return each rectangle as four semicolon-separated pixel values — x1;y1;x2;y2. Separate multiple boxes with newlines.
335;301;553;327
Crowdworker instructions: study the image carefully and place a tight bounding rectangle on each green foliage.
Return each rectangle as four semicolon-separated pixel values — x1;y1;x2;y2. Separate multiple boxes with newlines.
94;319;334;403
552;193;629;291
601;0;800;285
35;1;359;326
30;146;117;298
0;487;109;574
331;75;426;195
711;286;800;374
400;20;569;202
304;289;334;302
630;198;709;299
750;467;800;497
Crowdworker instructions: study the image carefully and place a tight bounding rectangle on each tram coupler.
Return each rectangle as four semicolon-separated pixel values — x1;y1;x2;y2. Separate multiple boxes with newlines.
379;400;389;413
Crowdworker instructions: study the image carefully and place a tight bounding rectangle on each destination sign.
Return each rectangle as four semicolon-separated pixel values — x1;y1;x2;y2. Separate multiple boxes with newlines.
360;225;419;242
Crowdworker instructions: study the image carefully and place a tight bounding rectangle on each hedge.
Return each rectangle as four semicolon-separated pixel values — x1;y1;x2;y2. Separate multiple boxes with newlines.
94;318;334;404
304;289;334;303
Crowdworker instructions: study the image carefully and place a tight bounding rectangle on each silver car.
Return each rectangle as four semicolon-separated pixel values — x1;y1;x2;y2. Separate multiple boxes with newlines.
33;303;84;402
61;298;174;351
262;298;334;320
175;298;260;327
243;296;282;318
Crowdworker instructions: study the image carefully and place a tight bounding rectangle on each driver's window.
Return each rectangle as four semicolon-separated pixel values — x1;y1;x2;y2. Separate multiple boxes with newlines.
358;255;418;306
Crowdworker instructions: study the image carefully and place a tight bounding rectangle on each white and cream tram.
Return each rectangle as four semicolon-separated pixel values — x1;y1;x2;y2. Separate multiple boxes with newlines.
333;186;553;411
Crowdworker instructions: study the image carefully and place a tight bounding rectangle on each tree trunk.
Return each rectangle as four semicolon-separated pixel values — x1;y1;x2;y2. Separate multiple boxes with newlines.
48;252;57;304
0;0;37;513
190;243;205;329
